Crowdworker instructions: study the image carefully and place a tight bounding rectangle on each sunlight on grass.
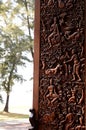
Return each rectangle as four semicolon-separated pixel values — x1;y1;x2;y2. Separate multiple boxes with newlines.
0;111;29;121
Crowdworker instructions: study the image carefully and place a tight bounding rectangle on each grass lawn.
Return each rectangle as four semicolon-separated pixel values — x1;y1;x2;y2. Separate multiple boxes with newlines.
0;111;29;121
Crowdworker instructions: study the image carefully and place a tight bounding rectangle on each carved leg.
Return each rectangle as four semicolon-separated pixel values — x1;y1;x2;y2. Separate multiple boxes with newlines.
48;33;54;47
75;64;81;81
72;73;75;81
72;64;76;81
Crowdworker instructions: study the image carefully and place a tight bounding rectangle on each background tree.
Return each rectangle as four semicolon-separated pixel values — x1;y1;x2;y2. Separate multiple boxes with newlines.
0;0;34;112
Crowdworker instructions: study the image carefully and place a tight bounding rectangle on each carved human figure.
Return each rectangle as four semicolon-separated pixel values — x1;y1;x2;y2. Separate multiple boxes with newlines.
46;79;59;105
58;0;75;9
41;60;46;70
43;0;48;4
57;0;65;8
41;20;47;42
47;0;54;5
65;112;74;130
58;90;63;98
45;64;60;76
68;88;76;103
64;49;81;81
60;51;70;77
42;112;55;123
78;42;84;58
48;17;60;47
75;104;85;130
65;28;83;42
78;89;84;105
65;0;74;9
75;115;85;130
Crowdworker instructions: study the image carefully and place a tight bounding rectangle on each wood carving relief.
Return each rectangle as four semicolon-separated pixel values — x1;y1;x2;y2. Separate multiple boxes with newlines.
38;0;85;129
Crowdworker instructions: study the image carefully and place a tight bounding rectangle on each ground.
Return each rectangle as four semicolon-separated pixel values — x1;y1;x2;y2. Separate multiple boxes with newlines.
0;112;32;130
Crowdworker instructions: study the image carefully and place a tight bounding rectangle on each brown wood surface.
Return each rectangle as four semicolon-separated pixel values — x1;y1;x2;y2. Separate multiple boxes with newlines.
34;0;86;129
33;0;40;116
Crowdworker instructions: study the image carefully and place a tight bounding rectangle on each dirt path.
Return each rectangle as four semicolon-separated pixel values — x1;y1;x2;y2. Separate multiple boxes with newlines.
0;119;31;130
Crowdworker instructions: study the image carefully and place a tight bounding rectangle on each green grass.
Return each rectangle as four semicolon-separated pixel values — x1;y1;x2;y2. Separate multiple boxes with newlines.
0;111;29;121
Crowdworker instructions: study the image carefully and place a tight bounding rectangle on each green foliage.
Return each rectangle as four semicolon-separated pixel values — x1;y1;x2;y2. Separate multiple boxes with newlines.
0;0;34;108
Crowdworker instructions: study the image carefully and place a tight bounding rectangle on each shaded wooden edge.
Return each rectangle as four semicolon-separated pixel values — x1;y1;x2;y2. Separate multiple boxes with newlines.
84;0;86;126
33;0;40;117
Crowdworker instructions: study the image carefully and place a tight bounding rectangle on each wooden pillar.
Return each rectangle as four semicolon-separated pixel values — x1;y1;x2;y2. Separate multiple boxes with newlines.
33;0;86;129
33;0;40;116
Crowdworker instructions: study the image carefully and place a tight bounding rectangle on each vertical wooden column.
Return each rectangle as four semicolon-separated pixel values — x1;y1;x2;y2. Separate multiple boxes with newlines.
33;0;40;115
33;0;86;130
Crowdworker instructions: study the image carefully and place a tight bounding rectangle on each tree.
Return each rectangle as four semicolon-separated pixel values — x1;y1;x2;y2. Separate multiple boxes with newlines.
0;95;3;103
14;0;34;58
0;0;34;112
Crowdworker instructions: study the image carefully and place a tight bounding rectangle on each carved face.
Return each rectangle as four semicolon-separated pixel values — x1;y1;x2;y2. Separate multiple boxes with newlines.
72;49;75;54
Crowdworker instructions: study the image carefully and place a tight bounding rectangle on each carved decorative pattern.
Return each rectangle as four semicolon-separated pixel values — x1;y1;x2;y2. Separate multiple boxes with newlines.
39;0;85;129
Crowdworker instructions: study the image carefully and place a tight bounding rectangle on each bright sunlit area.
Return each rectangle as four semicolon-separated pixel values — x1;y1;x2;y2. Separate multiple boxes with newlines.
0;0;34;129
0;53;33;114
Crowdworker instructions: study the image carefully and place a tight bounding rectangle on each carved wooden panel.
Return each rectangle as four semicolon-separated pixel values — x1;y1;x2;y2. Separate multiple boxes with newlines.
34;0;85;130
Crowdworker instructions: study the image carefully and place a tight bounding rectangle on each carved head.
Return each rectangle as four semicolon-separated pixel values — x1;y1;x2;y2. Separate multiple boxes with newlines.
71;49;75;54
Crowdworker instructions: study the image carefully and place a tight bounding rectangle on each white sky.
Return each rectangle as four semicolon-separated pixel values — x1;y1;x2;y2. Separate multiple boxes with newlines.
0;53;33;114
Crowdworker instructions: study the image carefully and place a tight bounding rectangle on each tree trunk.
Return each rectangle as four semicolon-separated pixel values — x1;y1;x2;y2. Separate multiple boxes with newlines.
24;0;34;59
24;0;31;36
4;61;16;112
30;46;34;59
4;94;9;112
